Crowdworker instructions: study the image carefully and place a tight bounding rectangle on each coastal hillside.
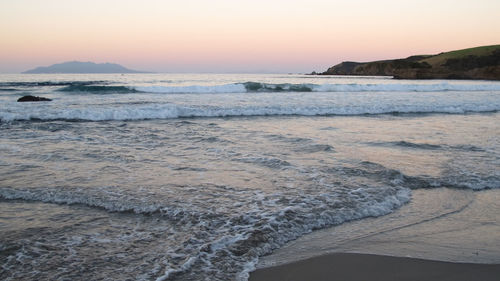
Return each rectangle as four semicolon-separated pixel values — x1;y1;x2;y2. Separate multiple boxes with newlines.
317;45;500;80
23;61;147;74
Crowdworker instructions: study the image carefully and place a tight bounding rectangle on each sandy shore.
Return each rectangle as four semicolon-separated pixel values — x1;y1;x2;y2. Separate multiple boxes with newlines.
250;188;500;281
249;253;500;281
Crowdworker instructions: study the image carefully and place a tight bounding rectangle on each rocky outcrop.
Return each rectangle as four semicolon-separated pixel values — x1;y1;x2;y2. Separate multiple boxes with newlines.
17;95;52;102
319;59;432;77
324;62;363;75
315;45;500;80
392;66;500;80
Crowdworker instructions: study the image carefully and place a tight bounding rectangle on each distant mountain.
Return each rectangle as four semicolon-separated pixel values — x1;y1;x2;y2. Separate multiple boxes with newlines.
313;45;500;80
23;61;148;74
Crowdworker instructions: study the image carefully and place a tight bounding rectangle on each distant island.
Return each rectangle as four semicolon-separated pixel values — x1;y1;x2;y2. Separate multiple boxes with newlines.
23;61;148;74
312;45;500;80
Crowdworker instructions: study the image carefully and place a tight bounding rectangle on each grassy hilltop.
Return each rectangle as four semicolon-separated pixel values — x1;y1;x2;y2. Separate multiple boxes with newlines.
317;45;500;80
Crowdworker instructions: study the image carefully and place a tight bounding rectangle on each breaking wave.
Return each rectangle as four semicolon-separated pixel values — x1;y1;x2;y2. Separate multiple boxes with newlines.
0;184;412;281
136;82;500;94
1;103;498;122
4;80;500;94
58;84;138;93
135;84;246;94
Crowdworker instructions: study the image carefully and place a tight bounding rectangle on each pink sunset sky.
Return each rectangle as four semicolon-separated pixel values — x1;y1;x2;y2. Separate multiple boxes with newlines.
1;0;499;73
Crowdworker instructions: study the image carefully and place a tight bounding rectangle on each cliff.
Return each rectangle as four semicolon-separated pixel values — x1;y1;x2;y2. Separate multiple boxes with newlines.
317;45;500;80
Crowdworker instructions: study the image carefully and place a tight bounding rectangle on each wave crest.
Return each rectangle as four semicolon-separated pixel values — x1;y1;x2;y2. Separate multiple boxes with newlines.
1;103;498;122
59;85;137;93
135;82;500;94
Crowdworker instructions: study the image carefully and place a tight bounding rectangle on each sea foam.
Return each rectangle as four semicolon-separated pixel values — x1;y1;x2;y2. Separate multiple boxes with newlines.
134;82;500;94
1;100;498;121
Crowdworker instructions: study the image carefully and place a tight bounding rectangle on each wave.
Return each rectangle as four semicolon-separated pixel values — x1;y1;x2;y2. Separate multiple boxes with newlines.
314;82;500;92
1;103;498;122
0;88;20;92
1;158;496;280
369;141;444;150
0;81;105;87
369;141;486;152
135;82;500;94
0;185;412;281
135;84;247;94
243;82;313;92
58;84;137;93
3;81;499;94
333;161;499;191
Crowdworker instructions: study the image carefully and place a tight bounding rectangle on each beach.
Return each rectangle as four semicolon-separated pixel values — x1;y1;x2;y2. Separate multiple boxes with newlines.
251;188;500;280
250;253;500;281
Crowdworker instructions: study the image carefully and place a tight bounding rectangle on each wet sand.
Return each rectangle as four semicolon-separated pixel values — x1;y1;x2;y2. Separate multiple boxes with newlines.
249;253;500;281
251;188;500;281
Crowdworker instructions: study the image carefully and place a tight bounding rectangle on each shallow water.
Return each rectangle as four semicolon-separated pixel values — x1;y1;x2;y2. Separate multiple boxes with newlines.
0;74;499;280
258;188;500;268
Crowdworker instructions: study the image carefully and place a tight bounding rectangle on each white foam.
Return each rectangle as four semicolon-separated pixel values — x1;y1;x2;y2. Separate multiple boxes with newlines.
1;101;498;121
2;80;500;122
136;84;247;94
155;256;198;281
315;82;500;92
0;185;413;281
132;82;500;94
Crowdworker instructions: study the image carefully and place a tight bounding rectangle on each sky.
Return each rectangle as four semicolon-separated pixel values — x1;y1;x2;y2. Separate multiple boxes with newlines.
1;0;499;73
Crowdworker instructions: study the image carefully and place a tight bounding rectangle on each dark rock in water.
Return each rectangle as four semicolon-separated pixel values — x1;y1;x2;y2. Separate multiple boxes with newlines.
17;95;52;102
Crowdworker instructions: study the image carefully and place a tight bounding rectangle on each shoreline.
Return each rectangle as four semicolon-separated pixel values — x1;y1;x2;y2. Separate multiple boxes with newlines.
250;188;500;280
249;253;500;281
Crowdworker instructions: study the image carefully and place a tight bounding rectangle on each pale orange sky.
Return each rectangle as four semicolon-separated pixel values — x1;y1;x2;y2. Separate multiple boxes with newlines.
1;0;499;73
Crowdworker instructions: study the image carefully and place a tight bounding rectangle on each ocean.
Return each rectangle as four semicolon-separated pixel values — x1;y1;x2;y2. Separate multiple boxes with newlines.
0;73;499;280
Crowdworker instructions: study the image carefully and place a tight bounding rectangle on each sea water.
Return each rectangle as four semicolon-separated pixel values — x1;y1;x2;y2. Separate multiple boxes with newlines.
0;74;499;280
